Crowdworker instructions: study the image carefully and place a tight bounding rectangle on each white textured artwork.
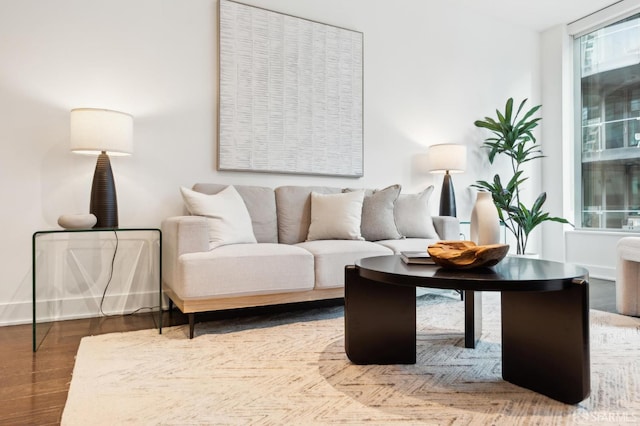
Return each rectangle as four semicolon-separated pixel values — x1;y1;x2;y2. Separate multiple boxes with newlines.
218;0;363;176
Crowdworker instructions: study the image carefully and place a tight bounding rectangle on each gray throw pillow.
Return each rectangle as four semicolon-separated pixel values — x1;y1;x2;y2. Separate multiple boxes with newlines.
344;185;402;241
394;186;439;239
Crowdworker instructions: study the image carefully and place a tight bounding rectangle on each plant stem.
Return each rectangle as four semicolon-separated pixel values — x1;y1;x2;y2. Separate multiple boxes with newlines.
511;155;525;254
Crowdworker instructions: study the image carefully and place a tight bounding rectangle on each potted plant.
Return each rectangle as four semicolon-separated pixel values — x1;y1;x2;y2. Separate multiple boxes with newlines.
473;98;570;255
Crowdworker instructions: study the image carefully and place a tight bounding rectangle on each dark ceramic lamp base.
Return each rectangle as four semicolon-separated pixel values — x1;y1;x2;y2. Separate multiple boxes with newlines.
90;152;118;228
439;171;457;217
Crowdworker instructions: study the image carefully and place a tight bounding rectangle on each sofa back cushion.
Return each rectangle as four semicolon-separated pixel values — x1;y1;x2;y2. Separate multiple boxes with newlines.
275;186;342;244
192;183;278;243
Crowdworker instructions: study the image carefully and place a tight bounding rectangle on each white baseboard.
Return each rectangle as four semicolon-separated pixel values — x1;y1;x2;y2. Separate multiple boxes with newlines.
565;230;621;282
0;300;32;326
582;265;616;281
0;290;167;327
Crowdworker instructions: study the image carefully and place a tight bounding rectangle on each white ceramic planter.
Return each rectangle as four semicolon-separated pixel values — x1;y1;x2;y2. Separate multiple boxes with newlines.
470;191;500;245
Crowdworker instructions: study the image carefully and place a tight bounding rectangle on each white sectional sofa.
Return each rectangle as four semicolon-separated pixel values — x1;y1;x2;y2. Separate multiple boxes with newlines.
162;183;459;338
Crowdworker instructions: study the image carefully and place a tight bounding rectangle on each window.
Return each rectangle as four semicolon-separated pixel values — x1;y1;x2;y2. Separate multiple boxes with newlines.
577;14;640;230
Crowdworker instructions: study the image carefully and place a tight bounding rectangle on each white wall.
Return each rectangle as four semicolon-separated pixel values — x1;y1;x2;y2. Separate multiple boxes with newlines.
0;0;541;325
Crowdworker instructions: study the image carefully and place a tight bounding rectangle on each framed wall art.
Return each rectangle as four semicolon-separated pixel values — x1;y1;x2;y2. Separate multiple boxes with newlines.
218;0;364;177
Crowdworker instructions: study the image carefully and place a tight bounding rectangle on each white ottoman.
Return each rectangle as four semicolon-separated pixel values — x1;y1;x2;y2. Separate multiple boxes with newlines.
616;237;640;316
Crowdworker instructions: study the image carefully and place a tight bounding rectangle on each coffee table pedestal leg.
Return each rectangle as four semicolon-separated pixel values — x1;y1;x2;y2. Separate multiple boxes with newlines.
344;266;416;364
464;290;482;348
501;280;590;404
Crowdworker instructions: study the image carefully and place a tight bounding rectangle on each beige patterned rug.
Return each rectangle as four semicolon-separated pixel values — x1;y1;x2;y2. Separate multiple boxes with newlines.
62;292;640;425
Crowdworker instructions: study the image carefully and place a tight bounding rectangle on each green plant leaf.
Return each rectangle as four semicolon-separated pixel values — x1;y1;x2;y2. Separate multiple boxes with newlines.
531;192;547;214
514;104;542;130
473;98;571;254
504;98;514;123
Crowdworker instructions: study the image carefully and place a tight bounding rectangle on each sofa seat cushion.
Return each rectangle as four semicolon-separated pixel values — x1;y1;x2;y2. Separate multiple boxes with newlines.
173;243;314;299
296;240;392;289
376;238;440;254
618;237;640;262
375;238;440;254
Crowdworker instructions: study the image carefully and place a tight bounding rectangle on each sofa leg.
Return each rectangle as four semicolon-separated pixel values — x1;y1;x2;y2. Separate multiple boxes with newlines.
168;298;174;314
188;313;195;339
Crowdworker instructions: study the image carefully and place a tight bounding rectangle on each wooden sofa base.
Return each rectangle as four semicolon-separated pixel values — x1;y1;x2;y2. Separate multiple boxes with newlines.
164;286;344;338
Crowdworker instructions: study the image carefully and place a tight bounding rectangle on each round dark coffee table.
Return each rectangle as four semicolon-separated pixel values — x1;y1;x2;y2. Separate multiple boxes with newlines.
344;255;590;404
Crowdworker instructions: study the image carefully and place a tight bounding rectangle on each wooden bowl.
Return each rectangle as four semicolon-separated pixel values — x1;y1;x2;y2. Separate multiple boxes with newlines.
427;240;509;269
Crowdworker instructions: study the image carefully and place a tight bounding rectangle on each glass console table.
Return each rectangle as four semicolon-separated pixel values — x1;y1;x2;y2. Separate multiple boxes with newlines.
32;228;162;352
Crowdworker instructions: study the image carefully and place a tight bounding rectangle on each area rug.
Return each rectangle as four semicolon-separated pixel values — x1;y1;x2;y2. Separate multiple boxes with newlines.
62;292;640;425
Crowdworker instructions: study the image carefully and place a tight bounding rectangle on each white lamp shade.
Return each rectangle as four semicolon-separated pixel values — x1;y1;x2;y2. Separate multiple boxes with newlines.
427;143;467;173
70;108;133;156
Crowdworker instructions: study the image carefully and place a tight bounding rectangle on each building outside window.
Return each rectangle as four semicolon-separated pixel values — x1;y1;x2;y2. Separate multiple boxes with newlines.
577;14;640;230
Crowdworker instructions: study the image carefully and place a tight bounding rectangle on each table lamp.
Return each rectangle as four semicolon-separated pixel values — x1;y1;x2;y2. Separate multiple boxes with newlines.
427;143;466;217
70;108;133;228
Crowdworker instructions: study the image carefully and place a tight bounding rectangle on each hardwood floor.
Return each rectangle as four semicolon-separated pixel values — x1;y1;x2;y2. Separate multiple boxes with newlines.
588;277;618;313
0;279;617;425
0;310;188;425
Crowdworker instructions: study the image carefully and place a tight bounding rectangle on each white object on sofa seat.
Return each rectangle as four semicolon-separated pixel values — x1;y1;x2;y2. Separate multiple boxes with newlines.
616;237;640;316
175;243;314;299
193;183;279;243
394;187;439;239
296;240;392;288
180;186;257;249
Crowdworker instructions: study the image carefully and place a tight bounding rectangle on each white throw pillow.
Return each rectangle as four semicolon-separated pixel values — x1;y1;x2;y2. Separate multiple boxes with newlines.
180;186;257;249
307;190;365;241
394;186;439;239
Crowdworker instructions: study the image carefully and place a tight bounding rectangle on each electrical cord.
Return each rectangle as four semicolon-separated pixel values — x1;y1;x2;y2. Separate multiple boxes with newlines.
98;230;118;316
99;230;160;317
